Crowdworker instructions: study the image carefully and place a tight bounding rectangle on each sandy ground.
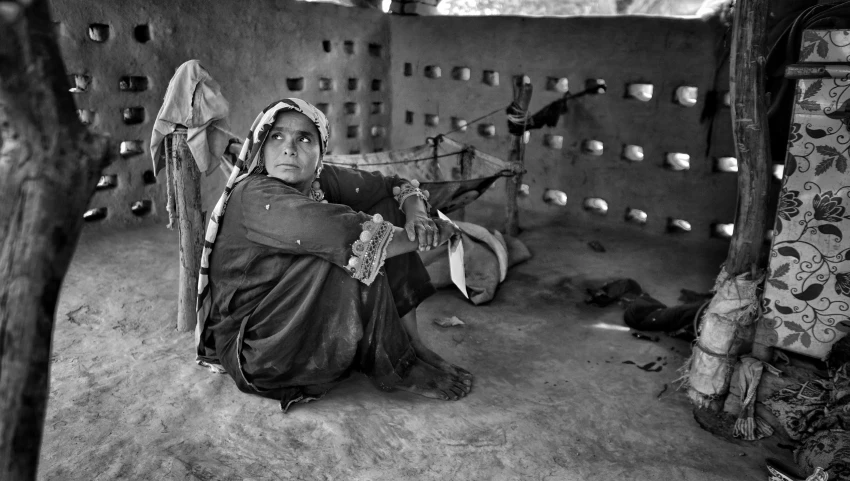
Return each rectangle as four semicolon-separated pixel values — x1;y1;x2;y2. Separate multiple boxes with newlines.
39;206;790;480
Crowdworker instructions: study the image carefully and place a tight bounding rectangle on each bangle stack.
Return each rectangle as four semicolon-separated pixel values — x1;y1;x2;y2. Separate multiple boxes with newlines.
393;180;431;211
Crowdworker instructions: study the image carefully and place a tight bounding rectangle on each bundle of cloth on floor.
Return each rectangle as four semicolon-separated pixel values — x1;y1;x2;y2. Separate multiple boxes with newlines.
418;221;531;304
762;337;850;479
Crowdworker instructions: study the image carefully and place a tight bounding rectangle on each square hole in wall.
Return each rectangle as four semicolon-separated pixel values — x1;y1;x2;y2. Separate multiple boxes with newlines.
119;140;144;157
343;40;354;54
83;207;107;222
347;125;360;138
77;109;96;125
675;86;698;107
425;114;439;126
622;145;644;162
582;139;603;155
405;111;414;124
349;147;361;155
119;76;149;92
452;67;470;81
348;78;359;91
543;189;568;206
344;102;359;115
322;40;331;53
318;78;333;91
143;170;156;184
122;107;145;125
287;78;304;91
586;79;607;94
625;208;647;225
478;123;495;137
627;83;653;101
133;24;151;43
88;23;109;42
371;126;386;137
544;134;563;149
482;70;499;86
131;200;152;216
371;79;382;91
316;103;330;115
451;117;467;132
404;63;413;77
667;218;692;233
424;66;441;79
371;102;384;114
96;175;117;190
68;74;91;93
368;43;382;57
583;197;608;215
665;152;691;171
547;77;569;93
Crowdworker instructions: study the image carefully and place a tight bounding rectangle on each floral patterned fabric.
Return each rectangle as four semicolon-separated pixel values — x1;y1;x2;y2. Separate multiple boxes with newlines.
760;31;850;359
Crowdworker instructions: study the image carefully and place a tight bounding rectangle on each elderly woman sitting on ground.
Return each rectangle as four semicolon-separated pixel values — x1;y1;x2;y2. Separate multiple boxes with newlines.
195;98;472;410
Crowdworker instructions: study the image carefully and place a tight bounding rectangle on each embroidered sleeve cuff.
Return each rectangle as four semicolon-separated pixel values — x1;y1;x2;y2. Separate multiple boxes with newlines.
346;213;394;286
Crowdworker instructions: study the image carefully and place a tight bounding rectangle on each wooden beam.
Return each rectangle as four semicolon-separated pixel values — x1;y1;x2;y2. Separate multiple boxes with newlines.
170;133;204;332
505;76;532;236
727;0;771;277
0;1;111;479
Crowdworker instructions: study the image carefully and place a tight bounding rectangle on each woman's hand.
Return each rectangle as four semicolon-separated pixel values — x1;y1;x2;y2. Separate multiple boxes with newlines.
404;212;438;251
433;217;461;247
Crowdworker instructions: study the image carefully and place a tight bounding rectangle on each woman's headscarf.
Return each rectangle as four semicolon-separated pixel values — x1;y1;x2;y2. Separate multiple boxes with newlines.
195;98;330;365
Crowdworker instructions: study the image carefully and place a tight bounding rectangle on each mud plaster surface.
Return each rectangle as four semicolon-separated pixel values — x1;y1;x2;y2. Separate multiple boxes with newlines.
41;204;789;480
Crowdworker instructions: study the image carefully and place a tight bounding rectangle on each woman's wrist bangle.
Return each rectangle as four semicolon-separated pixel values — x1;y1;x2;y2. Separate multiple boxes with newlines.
393;180;431;212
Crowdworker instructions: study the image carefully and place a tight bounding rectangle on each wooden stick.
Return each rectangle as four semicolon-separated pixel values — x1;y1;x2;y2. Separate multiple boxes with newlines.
456;148;473;221
726;0;771;277
505;76;532;236
0;1;111;478
171;133;204;332
687;0;772;412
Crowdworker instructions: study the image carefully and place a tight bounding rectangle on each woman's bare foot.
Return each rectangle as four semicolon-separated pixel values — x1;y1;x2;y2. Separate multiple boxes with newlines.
398;311;473;389
394;357;470;401
411;339;473;387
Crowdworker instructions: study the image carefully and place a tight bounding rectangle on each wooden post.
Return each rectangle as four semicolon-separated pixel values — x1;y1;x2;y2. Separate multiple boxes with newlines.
456;148;473;221
170;132;204;332
688;0;772;413
0;1;111;479
505;76;533;236
727;0;771;278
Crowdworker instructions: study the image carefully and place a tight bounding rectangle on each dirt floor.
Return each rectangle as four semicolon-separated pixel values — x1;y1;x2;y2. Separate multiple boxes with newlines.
39;204;791;480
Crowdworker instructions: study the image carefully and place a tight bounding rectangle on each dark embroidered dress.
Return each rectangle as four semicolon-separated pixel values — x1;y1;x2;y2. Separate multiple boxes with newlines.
198;165;435;407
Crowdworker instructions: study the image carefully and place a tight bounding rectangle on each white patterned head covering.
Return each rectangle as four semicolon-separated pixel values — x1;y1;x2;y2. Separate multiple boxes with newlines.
194;98;330;365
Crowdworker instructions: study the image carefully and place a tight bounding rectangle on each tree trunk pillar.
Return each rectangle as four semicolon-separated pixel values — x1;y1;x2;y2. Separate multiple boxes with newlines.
170;132;204;333
505;76;533;236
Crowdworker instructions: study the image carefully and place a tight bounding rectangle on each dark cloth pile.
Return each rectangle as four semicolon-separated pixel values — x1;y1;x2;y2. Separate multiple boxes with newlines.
584;278;711;339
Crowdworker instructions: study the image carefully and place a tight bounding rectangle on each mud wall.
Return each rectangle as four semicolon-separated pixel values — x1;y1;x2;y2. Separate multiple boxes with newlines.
49;0;738;239
49;0;392;226
389;14;738;237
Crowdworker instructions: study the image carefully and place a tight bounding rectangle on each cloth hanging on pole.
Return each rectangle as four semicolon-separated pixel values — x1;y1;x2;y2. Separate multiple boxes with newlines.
150;59;236;176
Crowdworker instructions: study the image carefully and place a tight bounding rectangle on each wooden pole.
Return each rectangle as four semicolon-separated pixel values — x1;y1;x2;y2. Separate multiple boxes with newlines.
687;0;772;412
0;1;111;479
456;148;473;221
505;76;533;236
727;0;771;278
171;133;204;332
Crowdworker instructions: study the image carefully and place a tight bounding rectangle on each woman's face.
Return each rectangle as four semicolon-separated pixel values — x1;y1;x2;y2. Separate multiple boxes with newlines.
263;110;322;188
